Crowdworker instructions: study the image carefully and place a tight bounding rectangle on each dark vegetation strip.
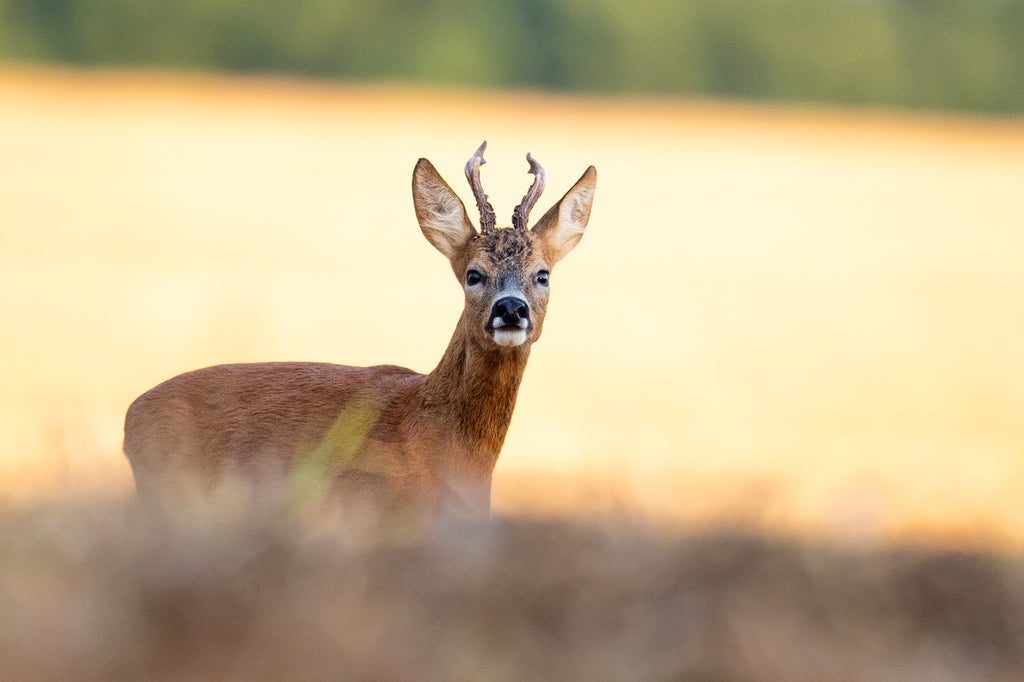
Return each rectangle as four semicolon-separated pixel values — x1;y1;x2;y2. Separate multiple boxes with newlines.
0;0;1022;114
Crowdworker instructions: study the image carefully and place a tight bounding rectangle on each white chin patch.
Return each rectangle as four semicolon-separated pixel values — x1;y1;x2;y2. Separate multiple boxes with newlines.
492;329;529;347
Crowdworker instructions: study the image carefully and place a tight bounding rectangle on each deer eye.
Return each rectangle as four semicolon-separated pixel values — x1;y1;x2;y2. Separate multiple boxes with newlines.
466;269;485;286
535;270;550;286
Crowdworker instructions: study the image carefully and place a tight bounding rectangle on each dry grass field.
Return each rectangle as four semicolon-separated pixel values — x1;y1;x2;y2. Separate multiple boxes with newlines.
2;65;1024;547
3;505;1024;682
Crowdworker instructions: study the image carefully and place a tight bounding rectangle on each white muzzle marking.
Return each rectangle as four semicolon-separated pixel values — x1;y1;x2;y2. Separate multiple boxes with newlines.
492;328;529;347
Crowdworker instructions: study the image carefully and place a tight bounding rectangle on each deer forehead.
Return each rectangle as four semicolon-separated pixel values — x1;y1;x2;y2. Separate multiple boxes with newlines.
468;229;545;272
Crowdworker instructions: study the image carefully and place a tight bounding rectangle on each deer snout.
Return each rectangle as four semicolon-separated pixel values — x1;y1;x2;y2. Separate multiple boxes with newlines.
491;296;530;329
488;296;531;347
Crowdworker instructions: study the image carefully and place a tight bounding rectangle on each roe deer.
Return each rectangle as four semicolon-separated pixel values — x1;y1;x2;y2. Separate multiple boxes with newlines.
124;142;597;517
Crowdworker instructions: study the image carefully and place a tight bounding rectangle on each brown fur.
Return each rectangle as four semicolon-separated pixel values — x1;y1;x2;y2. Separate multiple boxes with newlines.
124;149;597;517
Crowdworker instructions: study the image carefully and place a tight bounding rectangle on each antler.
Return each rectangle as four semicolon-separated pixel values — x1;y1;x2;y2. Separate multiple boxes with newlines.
512;152;547;231
464;141;496;233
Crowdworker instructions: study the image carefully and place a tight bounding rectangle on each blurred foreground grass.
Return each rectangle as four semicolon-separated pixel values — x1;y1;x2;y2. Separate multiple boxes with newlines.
2;66;1024;546
2;498;1023;681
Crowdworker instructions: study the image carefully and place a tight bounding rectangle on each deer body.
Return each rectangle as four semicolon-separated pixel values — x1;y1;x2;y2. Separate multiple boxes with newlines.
124;143;596;517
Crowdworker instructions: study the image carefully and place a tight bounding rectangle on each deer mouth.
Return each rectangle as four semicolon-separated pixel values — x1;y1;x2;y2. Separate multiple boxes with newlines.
488;318;531;347
491;327;529;347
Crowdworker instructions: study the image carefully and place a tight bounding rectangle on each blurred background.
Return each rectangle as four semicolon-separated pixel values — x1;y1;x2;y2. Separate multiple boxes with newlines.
1;0;1023;547
2;0;1023;113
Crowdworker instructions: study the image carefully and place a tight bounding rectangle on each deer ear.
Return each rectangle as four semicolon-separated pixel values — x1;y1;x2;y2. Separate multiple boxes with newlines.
413;158;477;260
531;166;596;264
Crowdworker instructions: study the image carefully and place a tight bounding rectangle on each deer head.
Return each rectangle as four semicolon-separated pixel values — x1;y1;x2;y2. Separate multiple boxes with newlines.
413;142;597;350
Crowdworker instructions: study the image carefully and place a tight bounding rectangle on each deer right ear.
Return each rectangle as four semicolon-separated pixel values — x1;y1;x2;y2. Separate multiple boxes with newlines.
531;166;597;264
413;159;477;260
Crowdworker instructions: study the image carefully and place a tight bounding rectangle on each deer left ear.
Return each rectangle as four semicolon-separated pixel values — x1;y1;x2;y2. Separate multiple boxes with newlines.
413;158;477;260
531;166;597;264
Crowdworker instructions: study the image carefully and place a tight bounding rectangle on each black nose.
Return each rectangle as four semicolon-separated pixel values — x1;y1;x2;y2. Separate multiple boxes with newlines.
492;296;529;326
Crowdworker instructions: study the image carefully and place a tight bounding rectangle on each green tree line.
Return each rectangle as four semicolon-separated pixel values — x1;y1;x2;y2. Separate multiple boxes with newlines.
1;0;1021;114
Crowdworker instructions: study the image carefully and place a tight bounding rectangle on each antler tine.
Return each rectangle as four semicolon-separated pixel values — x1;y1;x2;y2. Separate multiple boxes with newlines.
511;152;547;231
464;140;496;233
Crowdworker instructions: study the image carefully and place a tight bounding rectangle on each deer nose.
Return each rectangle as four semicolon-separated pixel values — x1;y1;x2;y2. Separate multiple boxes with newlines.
492;296;530;327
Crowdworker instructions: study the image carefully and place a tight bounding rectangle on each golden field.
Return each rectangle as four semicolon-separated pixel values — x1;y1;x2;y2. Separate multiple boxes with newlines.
2;66;1023;547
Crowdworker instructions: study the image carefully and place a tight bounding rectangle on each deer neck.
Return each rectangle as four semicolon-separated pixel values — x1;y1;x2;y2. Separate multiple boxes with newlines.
423;311;531;476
